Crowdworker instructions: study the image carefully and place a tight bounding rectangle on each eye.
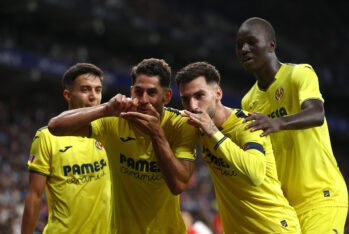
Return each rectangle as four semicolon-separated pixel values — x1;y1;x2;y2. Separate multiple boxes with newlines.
81;87;89;93
147;89;158;97
194;93;204;100
135;89;142;96
248;38;258;46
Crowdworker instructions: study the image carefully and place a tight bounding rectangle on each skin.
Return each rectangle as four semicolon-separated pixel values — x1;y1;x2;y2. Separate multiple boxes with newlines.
235;18;324;136
21;74;103;234
178;76;232;136
48;74;194;195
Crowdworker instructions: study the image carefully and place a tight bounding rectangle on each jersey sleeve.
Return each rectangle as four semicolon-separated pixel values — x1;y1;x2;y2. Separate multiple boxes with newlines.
172;119;198;161
204;122;267;186
27;129;51;175
91;117;115;145
293;64;324;105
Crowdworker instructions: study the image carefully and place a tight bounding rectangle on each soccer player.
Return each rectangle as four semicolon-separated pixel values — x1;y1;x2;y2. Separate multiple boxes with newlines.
47;58;198;234
235;17;348;233
175;61;301;233
21;63;111;234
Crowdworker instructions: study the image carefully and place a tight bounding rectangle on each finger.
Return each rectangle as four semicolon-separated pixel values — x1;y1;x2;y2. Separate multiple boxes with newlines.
147;103;158;115
181;111;190;118
243;115;256;123
120;111;148;120
260;129;271;137
183;110;193;116
188;113;202;123
192;108;203;114
245;120;258;130
132;98;139;106
125;97;137;111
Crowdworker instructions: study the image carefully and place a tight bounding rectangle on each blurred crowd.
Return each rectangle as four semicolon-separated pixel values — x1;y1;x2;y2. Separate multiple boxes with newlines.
1;0;348;233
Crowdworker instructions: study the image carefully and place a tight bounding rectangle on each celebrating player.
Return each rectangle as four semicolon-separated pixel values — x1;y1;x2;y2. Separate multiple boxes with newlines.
235;17;348;233
48;58;198;233
22;63;111;234
175;61;301;233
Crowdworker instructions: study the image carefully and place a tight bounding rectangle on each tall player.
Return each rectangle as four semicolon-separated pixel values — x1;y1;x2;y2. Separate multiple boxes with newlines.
21;63;111;234
175;61;301;233
48;58;198;233
235;17;348;233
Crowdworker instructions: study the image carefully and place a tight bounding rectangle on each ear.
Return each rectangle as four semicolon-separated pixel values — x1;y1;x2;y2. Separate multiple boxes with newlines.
269;40;276;52
162;88;173;105
215;85;223;101
63;89;71;102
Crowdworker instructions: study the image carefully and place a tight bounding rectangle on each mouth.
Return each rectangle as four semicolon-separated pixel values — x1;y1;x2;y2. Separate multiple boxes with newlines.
242;56;254;65
137;106;150;113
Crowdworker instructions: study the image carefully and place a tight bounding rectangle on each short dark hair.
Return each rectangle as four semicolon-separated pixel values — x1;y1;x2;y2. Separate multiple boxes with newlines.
131;58;171;88
242;17;276;42
175;61;221;86
62;63;103;89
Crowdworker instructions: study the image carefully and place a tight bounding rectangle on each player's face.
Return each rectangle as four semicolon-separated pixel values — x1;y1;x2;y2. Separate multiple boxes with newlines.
235;24;272;72
178;76;218;118
64;74;102;109
131;74;172;115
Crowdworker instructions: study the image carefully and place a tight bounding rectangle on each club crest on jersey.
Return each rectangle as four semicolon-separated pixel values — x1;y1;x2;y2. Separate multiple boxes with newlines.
95;141;104;150
275;87;284;101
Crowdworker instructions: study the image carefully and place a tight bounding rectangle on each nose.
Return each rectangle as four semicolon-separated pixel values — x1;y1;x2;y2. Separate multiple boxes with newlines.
241;42;250;53
188;98;199;112
89;90;97;100
138;92;150;104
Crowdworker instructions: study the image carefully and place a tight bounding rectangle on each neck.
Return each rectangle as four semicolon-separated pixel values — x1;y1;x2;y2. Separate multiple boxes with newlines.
213;104;231;127
255;58;281;90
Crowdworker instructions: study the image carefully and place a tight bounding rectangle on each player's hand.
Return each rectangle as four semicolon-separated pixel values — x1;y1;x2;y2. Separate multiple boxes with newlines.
120;103;161;135
106;94;138;116
181;109;218;136
243;112;281;136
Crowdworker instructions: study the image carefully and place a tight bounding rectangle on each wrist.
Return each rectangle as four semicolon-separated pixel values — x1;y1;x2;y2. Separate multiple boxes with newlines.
205;123;219;137
276;116;286;130
102;102;114;117
150;127;166;141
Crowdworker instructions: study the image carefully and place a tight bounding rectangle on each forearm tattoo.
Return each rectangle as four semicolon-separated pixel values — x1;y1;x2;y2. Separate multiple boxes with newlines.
206;121;219;136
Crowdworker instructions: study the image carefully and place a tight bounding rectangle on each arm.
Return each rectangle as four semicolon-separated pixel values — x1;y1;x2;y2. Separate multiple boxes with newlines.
48;94;137;136
244;99;324;136
182;110;266;186
121;106;195;195
151;128;195;195
21;172;47;234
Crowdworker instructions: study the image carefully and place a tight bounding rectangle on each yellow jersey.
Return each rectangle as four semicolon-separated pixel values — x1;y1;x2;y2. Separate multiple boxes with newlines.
242;63;348;215
91;107;198;234
201;109;300;233
28;127;111;234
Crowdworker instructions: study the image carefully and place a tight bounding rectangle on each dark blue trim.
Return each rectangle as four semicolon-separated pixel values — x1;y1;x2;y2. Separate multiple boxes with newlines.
243;142;265;155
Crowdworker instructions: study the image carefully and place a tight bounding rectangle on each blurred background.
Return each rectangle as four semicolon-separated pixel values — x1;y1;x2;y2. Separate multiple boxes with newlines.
0;0;348;233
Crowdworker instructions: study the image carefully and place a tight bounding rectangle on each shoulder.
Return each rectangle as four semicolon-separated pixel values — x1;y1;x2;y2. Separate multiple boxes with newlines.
242;82;258;101
163;107;184;123
33;126;51;138
163;107;196;131
164;107;183;116
224;109;249;130
233;109;249;119
283;63;315;73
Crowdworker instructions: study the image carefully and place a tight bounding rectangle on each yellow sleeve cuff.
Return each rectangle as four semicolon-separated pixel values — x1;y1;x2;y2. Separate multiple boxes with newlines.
212;131;225;142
